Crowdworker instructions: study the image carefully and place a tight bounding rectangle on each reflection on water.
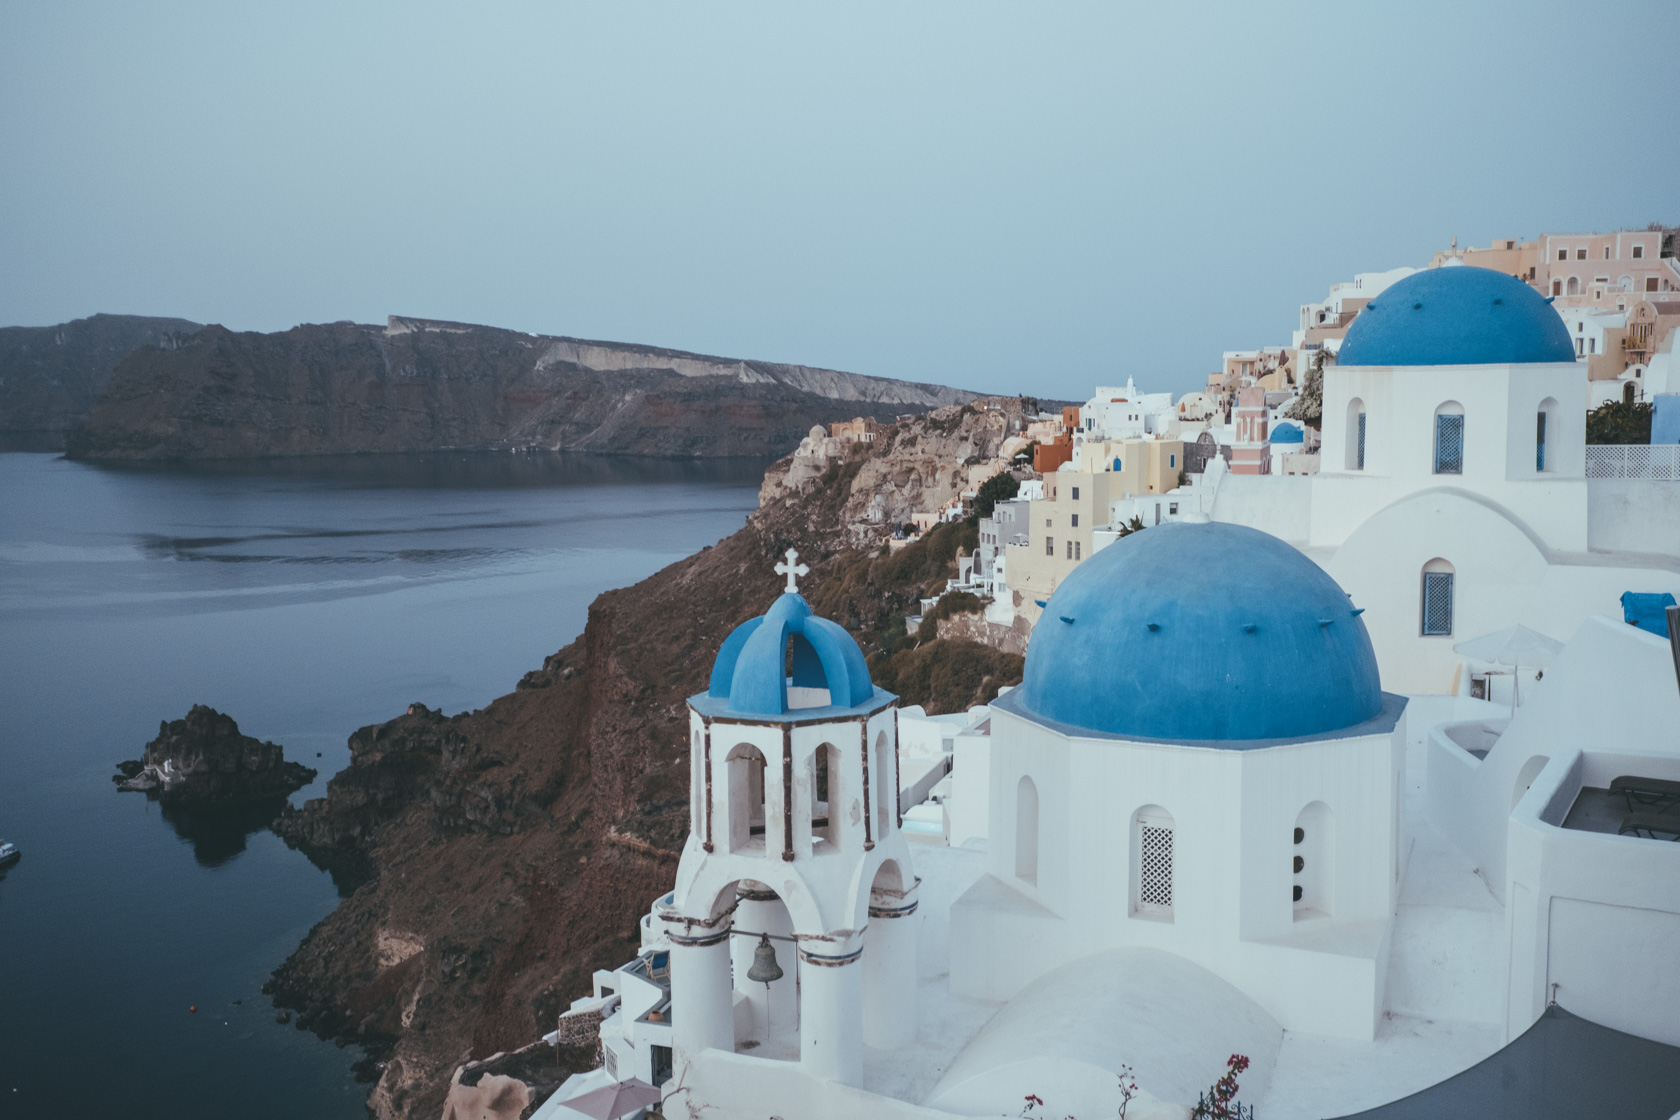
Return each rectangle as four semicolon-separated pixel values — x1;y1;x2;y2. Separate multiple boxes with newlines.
155;795;293;867
0;450;763;1120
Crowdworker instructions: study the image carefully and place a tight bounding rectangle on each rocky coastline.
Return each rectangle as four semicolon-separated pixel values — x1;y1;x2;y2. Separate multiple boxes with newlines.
262;400;1029;1119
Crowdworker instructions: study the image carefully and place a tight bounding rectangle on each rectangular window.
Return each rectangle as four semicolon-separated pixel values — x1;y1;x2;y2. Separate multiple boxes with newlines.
1650;277;1661;292
1557;248;1567;261
1071;513;1079;527
1356;412;1367;470
1046;537;1054;556
1577;338;1585;357
1065;540;1073;560
651;1044;674;1086
1605;246;1612;259
1422;572;1454;636
1169;454;1176;467
1536;411;1547;472
1589;338;1596;354
1071;486;1079;499
1577;248;1587;260
1169;502;1179;515
1434;414;1464;474
1633;245;1644;259
1075;541;1082;560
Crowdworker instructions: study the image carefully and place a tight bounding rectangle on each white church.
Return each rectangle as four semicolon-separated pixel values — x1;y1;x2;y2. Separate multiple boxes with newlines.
533;268;1680;1120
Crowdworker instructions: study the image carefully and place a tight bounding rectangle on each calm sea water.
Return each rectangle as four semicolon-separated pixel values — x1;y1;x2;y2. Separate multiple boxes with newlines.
0;451;764;1118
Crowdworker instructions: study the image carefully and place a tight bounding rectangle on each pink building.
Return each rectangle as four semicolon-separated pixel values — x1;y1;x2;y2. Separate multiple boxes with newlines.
1536;231;1678;308
1229;386;1270;475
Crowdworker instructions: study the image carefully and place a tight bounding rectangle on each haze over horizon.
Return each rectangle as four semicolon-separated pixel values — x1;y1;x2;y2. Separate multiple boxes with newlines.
3;1;1676;401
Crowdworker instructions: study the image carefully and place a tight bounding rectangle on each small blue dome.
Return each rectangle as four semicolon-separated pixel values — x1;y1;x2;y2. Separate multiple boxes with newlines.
1338;266;1574;367
1017;523;1382;742
708;592;875;715
1270;421;1305;445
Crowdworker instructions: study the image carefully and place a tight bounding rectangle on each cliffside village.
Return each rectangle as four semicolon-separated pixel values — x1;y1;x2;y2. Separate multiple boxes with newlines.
461;227;1680;1120
791;227;1680;657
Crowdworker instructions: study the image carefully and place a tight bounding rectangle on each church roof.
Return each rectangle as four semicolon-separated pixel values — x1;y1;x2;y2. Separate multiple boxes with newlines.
1015;522;1384;742
1338;266;1575;367
1270;420;1305;444
706;591;876;717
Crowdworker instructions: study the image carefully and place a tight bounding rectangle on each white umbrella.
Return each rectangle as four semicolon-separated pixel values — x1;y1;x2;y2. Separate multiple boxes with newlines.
1454;625;1564;708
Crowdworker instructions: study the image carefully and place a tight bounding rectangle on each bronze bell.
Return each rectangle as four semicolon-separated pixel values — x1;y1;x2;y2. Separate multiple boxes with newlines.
746;933;783;984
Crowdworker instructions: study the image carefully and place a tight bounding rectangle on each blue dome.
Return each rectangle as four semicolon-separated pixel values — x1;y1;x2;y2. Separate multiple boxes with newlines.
707;592;875;716
1338;266;1574;367
1016;523;1382;742
1270;421;1305;444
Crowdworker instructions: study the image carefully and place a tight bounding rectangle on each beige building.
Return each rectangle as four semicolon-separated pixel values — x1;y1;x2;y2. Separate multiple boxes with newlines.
1428;236;1540;281
1004;443;1183;622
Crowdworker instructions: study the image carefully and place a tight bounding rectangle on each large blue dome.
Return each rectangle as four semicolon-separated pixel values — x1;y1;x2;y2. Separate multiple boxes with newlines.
1015;522;1382;742
1338;266;1574;367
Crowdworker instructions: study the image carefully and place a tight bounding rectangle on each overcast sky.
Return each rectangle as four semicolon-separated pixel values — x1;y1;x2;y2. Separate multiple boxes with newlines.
3;2;1676;400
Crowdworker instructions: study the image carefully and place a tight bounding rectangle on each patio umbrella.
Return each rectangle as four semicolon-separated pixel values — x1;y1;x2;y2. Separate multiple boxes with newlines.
559;1078;664;1120
1453;625;1564;708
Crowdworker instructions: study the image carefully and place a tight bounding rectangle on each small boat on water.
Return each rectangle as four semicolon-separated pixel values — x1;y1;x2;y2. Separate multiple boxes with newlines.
0;840;19;865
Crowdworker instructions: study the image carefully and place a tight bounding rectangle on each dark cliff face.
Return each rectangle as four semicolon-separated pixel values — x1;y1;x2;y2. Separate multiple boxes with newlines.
0;313;202;444
64;316;977;461
265;402;1026;1120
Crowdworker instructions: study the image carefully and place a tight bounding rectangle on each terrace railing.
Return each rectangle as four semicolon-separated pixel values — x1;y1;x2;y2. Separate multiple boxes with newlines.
1586;444;1680;480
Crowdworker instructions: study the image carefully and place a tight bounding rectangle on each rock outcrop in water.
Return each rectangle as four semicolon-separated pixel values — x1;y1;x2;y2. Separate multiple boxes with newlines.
265;399;1029;1119
0;313;202;446
115;705;316;803
63;315;977;461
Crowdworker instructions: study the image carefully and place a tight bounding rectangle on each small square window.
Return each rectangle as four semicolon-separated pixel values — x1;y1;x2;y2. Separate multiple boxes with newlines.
1649;277;1660;292
1633;245;1645;259
1577;248;1587;260
1557;248;1567;261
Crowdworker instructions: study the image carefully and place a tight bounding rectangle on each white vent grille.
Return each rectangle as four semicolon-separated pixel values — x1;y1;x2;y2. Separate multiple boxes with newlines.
604;1044;617;1079
1139;823;1174;910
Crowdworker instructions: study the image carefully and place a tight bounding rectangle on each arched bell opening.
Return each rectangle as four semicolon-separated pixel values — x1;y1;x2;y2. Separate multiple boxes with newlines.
728;881;801;1061
785;633;832;709
863;858;919;1049
874;729;895;838
807;742;842;851
724;743;769;854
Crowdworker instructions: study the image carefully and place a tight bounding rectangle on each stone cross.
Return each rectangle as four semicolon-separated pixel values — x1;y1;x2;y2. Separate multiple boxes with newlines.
775;548;809;595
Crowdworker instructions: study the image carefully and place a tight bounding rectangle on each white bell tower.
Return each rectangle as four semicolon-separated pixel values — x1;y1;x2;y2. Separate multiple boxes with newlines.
662;552;918;1086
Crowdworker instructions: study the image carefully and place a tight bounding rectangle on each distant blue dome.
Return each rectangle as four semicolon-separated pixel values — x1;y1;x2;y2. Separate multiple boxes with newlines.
1338;266;1574;367
1016;523;1382;742
1270;421;1305;445
708;592;875;715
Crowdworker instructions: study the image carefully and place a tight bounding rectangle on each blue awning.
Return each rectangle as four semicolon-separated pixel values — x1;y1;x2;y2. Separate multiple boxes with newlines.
1621;591;1676;638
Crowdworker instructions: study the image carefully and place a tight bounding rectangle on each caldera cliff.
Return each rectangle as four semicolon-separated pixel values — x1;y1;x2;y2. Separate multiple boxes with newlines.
64;315;977;461
267;399;1030;1119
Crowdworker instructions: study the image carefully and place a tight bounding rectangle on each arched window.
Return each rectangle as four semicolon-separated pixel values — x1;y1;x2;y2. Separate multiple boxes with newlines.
725;743;769;853
1293;802;1334;920
1551;279;1562;297
1421;558;1455;637
809;743;841;849
1432;402;1464;475
1015;775;1039;883
1566;276;1580;296
1536;397;1558;472
1345;397;1367;471
1131;805;1175;921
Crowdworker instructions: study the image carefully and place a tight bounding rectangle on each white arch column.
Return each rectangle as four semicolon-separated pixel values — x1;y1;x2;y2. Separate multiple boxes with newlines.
667;920;735;1067
798;935;864;1085
863;886;919;1048
730;883;797;1043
